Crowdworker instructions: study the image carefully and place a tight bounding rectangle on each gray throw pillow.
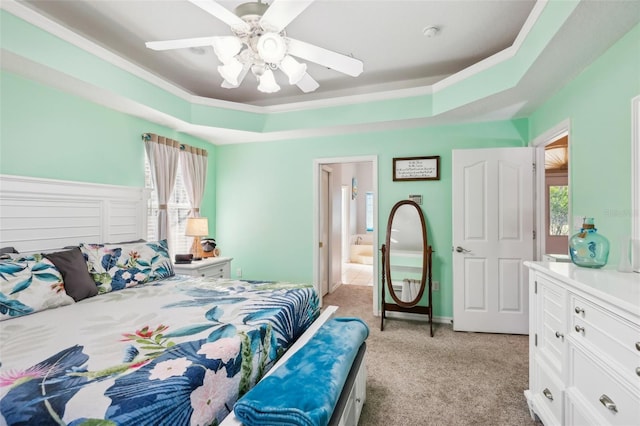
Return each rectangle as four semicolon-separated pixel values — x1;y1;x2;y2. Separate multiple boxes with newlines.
45;247;98;301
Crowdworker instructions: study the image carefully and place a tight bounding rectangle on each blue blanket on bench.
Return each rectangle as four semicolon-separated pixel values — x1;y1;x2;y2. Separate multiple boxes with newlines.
233;317;369;426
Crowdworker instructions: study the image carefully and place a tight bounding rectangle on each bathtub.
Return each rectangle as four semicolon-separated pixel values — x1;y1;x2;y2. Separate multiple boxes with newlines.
350;234;374;265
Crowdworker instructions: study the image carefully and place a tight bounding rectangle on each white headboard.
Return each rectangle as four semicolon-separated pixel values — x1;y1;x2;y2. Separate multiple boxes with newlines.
0;175;149;253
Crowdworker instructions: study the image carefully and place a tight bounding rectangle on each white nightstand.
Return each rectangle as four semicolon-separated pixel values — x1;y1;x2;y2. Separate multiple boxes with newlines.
173;257;232;278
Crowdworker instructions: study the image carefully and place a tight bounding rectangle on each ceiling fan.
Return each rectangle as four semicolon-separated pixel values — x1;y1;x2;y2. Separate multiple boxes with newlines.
145;0;364;94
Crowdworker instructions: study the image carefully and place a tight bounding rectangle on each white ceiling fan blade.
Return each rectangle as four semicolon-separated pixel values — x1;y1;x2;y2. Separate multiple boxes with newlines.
187;0;250;33
146;36;218;51
295;73;319;93
287;38;363;77
260;0;315;32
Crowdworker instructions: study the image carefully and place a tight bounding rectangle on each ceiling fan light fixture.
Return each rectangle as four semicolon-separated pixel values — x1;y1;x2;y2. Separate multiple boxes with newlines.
257;69;281;93
234;1;269;20
218;57;244;86
212;36;242;62
148;0;365;95
257;33;287;64
280;55;307;85
221;65;249;88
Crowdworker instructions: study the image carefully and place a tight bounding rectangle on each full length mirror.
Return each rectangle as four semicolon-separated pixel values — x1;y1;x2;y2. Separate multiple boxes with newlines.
381;200;434;336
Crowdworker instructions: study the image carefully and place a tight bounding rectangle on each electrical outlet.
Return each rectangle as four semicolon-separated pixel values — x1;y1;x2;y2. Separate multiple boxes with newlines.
433;281;439;291
236;267;242;278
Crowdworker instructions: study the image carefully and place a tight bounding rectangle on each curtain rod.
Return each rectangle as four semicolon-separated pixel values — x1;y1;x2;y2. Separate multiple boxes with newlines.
141;133;186;150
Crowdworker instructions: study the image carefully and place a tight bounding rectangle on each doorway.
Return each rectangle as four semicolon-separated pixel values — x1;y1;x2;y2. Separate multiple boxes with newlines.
533;120;571;261
313;156;378;315
544;136;569;257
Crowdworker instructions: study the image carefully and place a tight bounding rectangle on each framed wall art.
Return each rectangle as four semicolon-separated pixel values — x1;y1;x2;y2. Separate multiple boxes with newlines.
393;156;440;181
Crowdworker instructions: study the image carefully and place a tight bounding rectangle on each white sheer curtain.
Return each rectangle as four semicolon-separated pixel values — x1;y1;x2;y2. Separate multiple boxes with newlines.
180;146;208;217
143;134;180;242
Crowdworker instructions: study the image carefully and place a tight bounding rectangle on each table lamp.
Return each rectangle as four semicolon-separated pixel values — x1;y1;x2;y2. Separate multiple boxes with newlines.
185;217;209;261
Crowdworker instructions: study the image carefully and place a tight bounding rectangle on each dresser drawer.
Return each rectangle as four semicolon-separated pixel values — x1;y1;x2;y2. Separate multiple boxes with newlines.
536;275;567;373
570;293;640;382
568;344;640;426
532;355;564;425
565;388;608;426
565;389;607;426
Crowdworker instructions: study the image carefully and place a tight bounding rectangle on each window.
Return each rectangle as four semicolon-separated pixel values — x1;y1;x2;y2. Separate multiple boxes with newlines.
548;185;569;236
145;156;191;256
365;192;374;232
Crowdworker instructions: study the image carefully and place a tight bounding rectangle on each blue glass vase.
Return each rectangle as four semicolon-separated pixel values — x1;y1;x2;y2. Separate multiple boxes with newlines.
569;217;610;268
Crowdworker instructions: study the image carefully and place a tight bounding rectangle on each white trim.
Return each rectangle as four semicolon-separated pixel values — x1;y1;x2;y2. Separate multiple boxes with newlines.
531;119;571;261
313;156;379;316
631;95;640;271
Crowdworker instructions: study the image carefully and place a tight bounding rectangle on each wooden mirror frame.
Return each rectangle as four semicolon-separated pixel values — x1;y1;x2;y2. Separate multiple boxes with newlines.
380;199;434;336
384;200;428;307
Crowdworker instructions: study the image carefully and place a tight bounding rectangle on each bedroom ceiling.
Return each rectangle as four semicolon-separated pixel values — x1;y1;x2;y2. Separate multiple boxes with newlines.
17;0;541;107
4;0;640;142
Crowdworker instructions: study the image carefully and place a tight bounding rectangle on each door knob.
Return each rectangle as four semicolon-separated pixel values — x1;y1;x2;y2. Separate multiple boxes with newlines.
455;246;470;253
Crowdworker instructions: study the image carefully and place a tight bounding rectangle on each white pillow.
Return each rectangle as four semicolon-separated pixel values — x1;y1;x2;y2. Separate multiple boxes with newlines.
0;256;75;320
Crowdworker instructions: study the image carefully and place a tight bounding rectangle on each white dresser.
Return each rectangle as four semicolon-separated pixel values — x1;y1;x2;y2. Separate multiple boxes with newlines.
173;257;232;278
524;262;640;425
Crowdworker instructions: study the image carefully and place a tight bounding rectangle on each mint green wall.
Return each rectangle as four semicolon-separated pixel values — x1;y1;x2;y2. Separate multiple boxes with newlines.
528;23;640;264
0;70;218;232
216;120;527;318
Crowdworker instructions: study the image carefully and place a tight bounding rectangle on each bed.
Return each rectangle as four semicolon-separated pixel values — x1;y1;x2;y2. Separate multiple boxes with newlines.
0;175;368;426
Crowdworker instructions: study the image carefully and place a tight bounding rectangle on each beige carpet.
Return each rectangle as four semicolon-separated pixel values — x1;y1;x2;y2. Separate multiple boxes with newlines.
323;284;539;426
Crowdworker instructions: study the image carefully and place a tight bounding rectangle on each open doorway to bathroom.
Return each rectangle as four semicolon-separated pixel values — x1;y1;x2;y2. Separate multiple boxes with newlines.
313;156;378;315
341;186;374;286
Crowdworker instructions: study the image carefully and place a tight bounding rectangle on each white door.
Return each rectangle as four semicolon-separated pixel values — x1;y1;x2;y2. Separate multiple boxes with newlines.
319;166;331;296
452;147;534;334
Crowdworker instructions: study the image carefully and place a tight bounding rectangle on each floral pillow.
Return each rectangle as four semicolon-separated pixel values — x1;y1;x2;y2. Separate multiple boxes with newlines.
80;240;174;294
0;255;75;321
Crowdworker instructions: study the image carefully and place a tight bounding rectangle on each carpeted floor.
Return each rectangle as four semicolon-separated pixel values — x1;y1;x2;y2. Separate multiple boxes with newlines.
323;284;540;426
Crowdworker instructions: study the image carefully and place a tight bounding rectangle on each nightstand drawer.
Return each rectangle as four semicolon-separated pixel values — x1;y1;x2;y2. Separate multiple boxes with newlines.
173;257;232;278
197;265;225;278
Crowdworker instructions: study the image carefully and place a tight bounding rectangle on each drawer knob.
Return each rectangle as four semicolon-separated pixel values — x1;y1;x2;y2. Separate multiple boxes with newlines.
574;306;585;315
599;394;617;413
542;388;553;401
555;331;564;340
574;325;585;334
636;367;640;377
636;342;640;351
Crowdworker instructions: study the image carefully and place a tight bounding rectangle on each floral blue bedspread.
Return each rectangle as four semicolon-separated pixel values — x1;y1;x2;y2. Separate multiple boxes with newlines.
0;275;319;426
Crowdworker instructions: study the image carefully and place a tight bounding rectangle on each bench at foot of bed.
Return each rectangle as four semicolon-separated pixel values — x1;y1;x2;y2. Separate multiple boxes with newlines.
329;341;366;426
232;317;369;426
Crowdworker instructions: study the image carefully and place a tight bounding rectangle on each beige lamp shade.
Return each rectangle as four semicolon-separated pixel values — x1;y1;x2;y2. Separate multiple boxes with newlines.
185;217;209;237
